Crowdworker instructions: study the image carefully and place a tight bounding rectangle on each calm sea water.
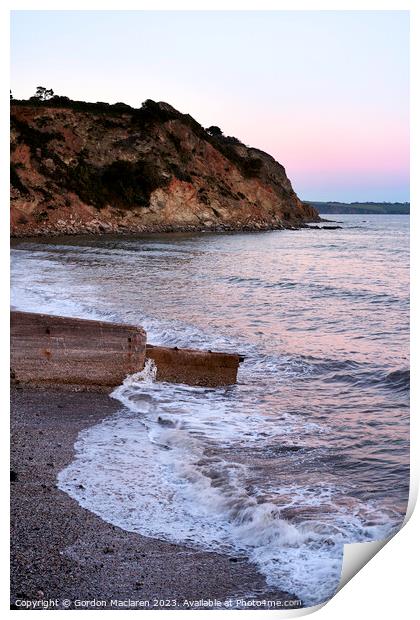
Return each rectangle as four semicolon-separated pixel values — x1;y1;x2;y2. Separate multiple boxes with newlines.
11;214;409;606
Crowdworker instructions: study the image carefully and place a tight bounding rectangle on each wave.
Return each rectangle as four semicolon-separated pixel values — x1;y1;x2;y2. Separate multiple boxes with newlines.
384;369;410;393
328;367;409;394
215;272;405;306
57;363;400;607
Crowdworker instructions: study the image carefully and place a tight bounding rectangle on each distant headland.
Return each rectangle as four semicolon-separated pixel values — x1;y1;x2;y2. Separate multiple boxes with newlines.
308;201;409;215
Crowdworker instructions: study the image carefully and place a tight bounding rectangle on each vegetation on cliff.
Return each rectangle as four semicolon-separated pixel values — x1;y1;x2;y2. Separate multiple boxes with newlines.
10;94;319;236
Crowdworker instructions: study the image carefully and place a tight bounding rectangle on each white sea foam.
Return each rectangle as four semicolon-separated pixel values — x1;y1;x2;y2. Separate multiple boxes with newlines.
57;366;398;607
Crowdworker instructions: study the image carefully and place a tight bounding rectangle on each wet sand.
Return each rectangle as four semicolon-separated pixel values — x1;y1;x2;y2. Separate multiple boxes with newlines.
10;387;301;610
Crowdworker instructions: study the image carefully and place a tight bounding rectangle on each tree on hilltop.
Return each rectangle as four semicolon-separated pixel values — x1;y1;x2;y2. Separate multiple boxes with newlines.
205;125;223;137
33;86;54;101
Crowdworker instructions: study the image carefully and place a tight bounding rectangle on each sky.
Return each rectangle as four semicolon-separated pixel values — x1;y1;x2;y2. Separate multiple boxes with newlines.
10;10;409;202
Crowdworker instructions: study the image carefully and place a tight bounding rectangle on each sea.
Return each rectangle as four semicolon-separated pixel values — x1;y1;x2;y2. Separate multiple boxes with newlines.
11;214;410;606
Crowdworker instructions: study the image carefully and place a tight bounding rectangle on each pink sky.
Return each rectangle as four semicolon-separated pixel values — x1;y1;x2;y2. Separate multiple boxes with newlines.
11;10;409;201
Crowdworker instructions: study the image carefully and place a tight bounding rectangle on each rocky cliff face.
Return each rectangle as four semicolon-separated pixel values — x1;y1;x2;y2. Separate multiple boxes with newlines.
10;99;319;236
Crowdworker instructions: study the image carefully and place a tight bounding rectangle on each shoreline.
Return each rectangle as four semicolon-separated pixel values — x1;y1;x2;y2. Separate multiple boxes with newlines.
10;219;329;247
10;387;302;610
10;219;321;240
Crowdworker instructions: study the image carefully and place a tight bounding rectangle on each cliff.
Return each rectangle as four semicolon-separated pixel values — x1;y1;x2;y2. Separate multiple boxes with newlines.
10;98;319;236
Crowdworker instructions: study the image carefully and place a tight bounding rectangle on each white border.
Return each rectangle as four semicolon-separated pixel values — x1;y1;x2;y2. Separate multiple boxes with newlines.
2;2;417;618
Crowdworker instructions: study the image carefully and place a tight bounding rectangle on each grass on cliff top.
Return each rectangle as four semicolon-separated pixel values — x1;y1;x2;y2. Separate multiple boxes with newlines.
12;97;265;181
